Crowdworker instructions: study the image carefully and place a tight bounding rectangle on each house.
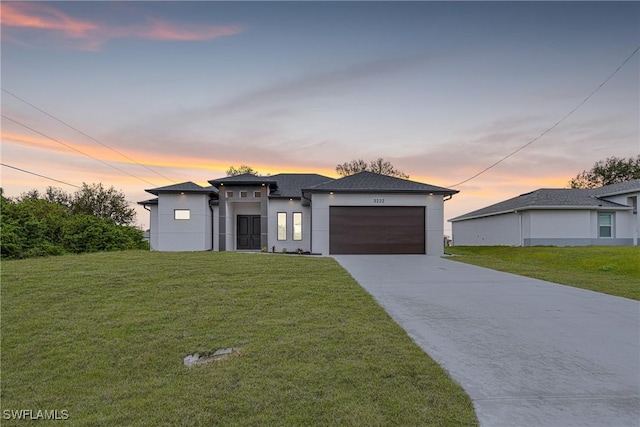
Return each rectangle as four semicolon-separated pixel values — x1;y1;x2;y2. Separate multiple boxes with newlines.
449;180;640;246
138;171;458;255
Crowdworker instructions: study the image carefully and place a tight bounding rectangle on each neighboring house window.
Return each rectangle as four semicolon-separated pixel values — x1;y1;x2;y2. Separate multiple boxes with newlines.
277;212;287;240
598;213;613;238
240;191;248;198
293;212;302;241
226;191;234;198
254;191;261;198
174;209;190;220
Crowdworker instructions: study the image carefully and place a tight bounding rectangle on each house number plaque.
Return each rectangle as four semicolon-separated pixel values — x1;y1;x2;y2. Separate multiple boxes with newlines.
373;198;385;204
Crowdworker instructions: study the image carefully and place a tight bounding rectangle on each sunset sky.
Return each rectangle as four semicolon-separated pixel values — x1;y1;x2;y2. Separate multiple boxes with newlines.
2;1;639;233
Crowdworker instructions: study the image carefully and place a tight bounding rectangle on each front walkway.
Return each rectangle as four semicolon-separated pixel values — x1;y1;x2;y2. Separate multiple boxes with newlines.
334;255;640;427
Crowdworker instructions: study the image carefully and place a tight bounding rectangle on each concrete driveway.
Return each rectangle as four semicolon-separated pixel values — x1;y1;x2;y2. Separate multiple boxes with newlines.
333;255;640;427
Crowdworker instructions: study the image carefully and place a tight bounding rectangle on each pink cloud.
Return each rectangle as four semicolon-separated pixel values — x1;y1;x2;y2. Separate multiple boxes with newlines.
0;3;243;50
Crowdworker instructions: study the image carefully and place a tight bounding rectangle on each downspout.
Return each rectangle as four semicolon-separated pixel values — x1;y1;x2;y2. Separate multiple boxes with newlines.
208;198;215;251
515;211;523;247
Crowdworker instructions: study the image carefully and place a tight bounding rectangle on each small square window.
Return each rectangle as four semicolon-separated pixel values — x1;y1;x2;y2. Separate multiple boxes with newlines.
226;191;233;198
174;209;190;220
254;191;262;198
240;191;248;198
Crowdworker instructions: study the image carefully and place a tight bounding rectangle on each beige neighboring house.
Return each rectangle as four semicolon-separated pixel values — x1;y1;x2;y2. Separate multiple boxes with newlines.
449;180;640;246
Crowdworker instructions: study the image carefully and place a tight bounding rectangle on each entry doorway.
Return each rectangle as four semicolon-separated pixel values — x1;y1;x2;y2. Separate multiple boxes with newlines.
237;215;261;250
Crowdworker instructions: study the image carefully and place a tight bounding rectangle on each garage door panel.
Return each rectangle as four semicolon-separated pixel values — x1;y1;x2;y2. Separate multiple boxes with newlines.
330;206;425;254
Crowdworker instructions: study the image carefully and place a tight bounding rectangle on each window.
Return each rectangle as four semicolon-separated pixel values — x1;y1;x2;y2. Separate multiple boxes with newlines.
254;191;262;198
240;191;248;198
293;212;302;241
174;209;190;220
598;213;613;238
226;191;233;198
277;212;287;241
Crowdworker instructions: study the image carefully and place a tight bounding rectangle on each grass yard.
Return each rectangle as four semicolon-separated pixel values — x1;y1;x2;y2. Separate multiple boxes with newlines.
1;251;477;426
446;246;640;300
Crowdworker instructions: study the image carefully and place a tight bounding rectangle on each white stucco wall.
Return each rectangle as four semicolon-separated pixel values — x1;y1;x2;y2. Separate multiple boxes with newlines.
451;213;521;246
310;192;445;255
156;193;212;251
267;199;311;252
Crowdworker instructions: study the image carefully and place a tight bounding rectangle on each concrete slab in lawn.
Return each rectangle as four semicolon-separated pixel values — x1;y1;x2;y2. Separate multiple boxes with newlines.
333;255;640;427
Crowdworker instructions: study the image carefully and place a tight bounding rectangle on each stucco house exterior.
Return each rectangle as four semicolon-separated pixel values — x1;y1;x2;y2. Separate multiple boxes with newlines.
139;171;458;255
449;180;640;246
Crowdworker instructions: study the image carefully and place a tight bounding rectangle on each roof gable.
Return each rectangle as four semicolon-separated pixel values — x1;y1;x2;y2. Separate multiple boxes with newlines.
303;171;458;194
208;174;277;187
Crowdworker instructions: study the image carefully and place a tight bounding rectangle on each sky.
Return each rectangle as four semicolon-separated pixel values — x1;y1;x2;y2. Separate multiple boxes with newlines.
1;1;639;234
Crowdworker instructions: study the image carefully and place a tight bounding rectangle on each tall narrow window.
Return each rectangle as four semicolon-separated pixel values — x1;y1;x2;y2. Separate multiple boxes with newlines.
277;212;287;241
293;212;302;241
174;209;190;220
598;213;612;238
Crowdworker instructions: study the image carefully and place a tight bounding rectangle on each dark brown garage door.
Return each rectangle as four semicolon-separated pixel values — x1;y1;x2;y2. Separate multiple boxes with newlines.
330;206;425;254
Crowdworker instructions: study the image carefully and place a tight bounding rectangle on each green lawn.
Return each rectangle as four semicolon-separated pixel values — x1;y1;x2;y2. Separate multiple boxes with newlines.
1;251;477;426
446;246;640;300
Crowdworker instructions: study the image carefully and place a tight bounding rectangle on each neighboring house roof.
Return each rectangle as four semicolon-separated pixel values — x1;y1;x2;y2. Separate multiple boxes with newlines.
145;182;218;196
591;179;640;197
268;173;334;198
450;180;639;222
303;171;458;195
208;173;277;187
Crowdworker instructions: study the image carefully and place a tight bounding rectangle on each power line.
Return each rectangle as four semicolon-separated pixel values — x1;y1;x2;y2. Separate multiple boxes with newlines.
1;88;177;184
1;114;158;186
449;45;640;188
1;162;81;188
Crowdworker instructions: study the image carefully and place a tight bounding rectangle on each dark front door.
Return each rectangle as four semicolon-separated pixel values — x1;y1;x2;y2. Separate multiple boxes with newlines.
237;215;261;250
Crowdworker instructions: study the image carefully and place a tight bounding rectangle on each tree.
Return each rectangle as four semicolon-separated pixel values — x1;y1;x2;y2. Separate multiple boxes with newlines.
71;183;136;226
569;156;640;189
226;165;259;176
336;158;409;179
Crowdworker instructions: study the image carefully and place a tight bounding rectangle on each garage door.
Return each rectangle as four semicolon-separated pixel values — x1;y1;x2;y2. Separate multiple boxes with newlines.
329;206;425;254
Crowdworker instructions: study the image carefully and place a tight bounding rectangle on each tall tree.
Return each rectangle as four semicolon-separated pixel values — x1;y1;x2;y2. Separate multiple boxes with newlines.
569;156;640;189
71;183;136;225
226;165;259;176
336;158;409;179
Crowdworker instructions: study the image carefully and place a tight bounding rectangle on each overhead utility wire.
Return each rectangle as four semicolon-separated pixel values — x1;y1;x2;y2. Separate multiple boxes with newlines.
449;45;640;188
1;88;177;184
1;114;158;186
1;162;81;188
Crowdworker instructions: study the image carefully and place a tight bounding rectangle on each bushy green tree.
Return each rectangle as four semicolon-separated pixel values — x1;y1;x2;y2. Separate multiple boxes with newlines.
226;165;260;176
569;156;640;189
1;185;147;259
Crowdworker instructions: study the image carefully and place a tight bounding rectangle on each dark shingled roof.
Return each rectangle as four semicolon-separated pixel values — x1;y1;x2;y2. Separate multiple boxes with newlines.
137;198;158;206
592;179;640;197
268;173;334;198
145;182;218;196
208;173;277;187
303;171;458;195
450;180;639;222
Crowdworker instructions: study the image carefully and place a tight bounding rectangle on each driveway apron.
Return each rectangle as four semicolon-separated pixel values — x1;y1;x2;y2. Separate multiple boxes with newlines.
333;255;640;427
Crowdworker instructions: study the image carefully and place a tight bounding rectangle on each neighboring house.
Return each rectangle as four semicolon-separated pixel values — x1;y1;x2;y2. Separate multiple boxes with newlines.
449;180;640;246
139;171;458;255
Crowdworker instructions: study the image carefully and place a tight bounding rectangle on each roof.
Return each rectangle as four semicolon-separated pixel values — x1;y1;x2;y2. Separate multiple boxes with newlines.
208;173;277;187
137;198;158;206
450;180;639;222
268;173;333;198
145;182;218;196
591;179;640;197
303;171;459;195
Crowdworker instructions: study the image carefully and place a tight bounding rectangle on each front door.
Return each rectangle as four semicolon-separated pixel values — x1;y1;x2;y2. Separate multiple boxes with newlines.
237;215;261;250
